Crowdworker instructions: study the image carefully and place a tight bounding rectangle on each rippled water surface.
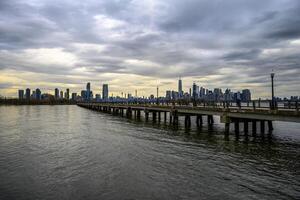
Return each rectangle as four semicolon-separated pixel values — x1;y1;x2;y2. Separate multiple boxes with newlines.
0;105;299;200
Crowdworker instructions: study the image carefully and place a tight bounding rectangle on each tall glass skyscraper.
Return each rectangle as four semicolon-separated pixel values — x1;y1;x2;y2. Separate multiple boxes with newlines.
55;88;59;99
102;84;108;100
178;77;183;97
18;90;24;99
86;82;91;101
25;88;31;100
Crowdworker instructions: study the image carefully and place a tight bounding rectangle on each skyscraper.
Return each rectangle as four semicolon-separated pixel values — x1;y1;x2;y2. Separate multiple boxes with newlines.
102;84;109;99
178;77;183;97
35;88;41;100
55;88;59;99
192;83;198;99
18;90;24;99
81;90;87;100
60;91;63;99
66;88;70;99
242;89;251;102
72;93;77;100
86;82;91;101
25;88;31;100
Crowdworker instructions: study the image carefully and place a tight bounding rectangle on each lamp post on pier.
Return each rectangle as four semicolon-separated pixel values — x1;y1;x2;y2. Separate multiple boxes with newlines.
271;71;275;109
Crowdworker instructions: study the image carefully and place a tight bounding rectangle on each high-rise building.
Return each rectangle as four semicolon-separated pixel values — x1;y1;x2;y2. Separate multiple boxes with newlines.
71;93;77;100
18;90;24;99
35;88;41;100
55;88;59;99
241;89;251;102
25;88;31;100
86;82;91;100
32;91;36;99
95;94;101;101
171;91;179;100
166;90;171;100
178;77;183;97
81;90;87;99
192;83;198;99
102;84;109;99
60;91;64;99
214;88;222;101
199;87;205;98
66;88;70;99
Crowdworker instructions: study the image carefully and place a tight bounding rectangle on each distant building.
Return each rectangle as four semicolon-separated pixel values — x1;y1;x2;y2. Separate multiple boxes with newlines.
66;88;70;99
18;90;24;99
71;93;77;101
171;91;179;100
35;88;41;100
55;88;59;99
102;84;109;99
81;90;87;99
31;91;36;99
199;87;205;98
224;89;233;101
25;88;31;100
95;94;101;101
241;89;251;102
192;83;198;99
213;88;222;101
86;82;91;101
234;91;241;101
166;90;171;100
60;91;64;99
178;78;183;98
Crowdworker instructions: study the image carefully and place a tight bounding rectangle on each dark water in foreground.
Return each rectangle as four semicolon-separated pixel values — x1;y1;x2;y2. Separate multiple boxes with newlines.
0;105;299;200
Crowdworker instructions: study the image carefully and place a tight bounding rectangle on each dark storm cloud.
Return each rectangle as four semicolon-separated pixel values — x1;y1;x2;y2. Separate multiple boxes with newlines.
0;0;300;97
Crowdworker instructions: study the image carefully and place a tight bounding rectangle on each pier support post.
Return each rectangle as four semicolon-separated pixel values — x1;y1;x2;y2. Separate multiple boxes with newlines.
164;112;167;122
158;112;161;122
196;115;203;127
207;115;214;125
152;111;156;122
169;112;173;124
126;107;132;118
184;115;191;128
234;120;240;136
260;120;265;134
137;110;141;119
173;110;178;126
268;121;273;132
145;110;149;121
225;123;230;134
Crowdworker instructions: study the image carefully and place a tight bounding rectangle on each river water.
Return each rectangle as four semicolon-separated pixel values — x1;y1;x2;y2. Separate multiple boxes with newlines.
0;105;299;200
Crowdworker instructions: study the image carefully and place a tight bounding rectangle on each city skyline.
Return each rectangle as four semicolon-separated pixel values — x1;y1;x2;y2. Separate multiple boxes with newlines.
13;78;298;101
0;0;300;98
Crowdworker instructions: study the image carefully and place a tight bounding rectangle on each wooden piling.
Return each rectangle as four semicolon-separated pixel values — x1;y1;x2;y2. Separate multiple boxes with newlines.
234;120;239;135
268;121;273;132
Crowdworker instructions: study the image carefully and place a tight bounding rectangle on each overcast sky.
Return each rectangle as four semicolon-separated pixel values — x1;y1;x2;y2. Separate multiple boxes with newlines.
0;0;299;98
